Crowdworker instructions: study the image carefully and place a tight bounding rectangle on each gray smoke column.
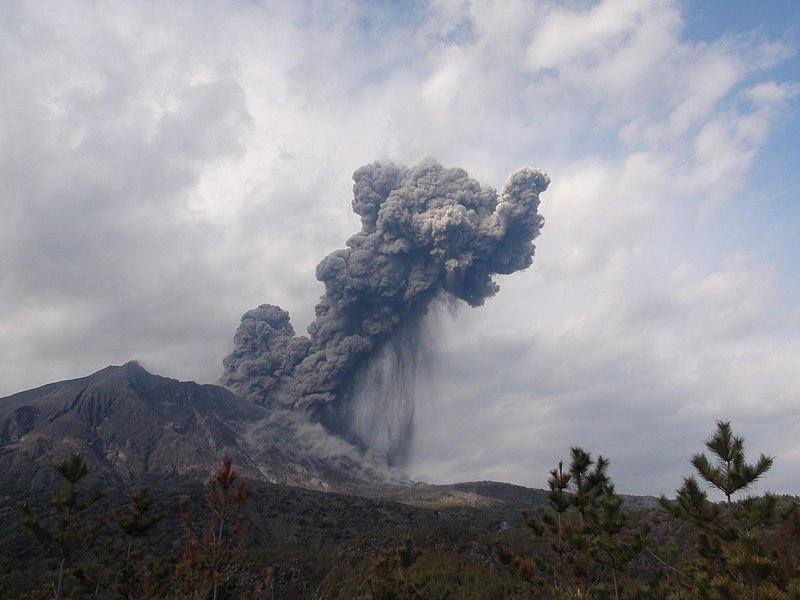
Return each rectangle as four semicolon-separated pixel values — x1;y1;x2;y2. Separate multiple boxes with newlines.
222;158;549;463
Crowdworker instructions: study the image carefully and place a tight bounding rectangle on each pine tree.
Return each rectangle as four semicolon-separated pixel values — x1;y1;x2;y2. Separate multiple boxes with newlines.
18;452;104;599
176;456;253;600
525;460;572;592
569;447;592;529
362;551;402;600
691;420;773;527
397;536;421;599
514;449;647;598
660;421;781;598
111;486;165;599
585;483;650;600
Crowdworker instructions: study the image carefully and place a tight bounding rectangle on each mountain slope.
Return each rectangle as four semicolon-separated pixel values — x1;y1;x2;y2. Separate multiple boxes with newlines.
0;362;386;493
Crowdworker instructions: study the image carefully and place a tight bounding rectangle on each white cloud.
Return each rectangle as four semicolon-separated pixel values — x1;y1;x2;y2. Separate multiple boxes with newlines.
526;0;665;71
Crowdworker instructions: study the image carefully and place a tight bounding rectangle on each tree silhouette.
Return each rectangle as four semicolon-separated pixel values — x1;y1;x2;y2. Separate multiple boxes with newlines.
570;447;610;528
360;536;422;600
176;456;253;600
660;420;784;598
513;448;647;598
111;486;165;598
397;537;421;599
586;483;650;600
691;420;773;526
545;460;571;591
569;447;591;528
18;453;104;599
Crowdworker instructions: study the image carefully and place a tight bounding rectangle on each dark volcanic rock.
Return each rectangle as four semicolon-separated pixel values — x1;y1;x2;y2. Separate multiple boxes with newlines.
0;362;386;494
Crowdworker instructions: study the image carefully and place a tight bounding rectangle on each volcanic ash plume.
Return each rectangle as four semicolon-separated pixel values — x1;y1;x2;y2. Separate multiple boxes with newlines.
222;158;549;463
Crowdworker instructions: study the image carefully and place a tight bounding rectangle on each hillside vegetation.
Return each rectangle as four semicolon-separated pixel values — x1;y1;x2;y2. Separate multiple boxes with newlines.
3;421;799;599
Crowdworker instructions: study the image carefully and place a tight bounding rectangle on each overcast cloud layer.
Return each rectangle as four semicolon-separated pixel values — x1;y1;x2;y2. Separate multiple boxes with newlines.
2;0;799;497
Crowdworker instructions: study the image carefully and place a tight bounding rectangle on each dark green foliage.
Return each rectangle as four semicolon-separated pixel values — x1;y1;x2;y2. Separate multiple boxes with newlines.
655;421;797;599
314;525;530;600
396;536;422;598
116;487;164;547
690;420;774;526
569;447;593;528
773;500;800;588
506;448;649;599
176;456;254;600
107;486;166;599
18;452;105;599
355;538;424;600
660;475;722;529
543;460;572;591
585;483;650;599
7;421;800;599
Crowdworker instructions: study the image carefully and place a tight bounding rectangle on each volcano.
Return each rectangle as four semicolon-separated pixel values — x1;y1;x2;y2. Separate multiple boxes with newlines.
0;361;392;494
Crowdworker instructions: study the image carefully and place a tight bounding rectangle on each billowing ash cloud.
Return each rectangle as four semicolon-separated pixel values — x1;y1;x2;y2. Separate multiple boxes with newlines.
222;158;548;464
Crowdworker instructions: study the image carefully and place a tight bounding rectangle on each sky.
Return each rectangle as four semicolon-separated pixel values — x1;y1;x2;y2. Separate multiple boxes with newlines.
2;0;799;497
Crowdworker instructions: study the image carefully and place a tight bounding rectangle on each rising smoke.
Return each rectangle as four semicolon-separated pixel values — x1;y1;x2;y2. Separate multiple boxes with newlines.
222;158;548;464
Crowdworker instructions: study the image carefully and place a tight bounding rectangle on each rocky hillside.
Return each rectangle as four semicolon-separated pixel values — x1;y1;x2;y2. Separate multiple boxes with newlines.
0;362;387;494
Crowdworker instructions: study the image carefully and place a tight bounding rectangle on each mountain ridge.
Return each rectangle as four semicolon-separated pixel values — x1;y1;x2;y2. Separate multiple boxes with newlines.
0;362;663;512
0;362;392;494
